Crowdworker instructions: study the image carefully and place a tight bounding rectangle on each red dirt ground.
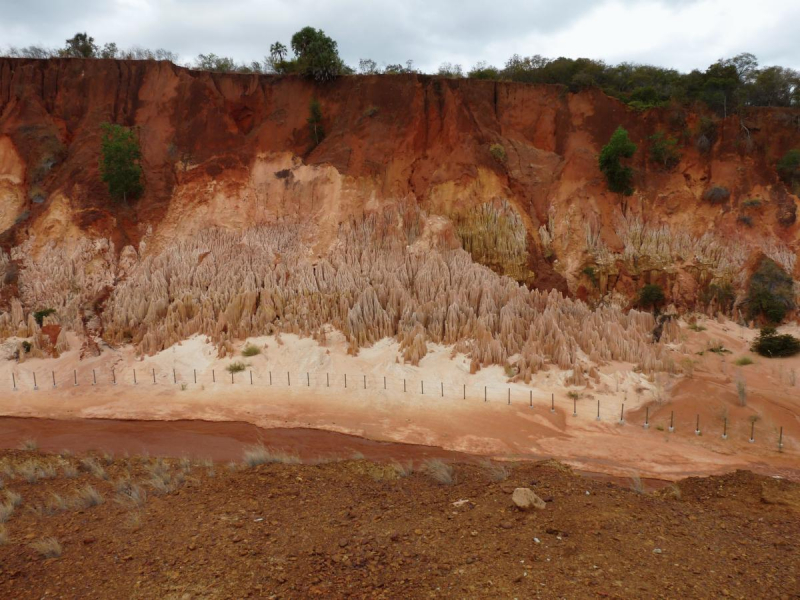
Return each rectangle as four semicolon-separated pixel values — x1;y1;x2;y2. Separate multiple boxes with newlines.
0;447;798;599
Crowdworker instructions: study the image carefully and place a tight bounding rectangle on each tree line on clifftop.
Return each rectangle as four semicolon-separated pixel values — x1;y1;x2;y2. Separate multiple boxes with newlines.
2;29;798;110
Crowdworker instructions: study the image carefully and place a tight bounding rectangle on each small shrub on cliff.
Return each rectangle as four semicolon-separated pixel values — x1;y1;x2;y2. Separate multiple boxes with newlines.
308;98;325;147
637;284;665;312
599;126;637;197
703;186;730;205
741;198;762;208
649;132;680;170
99;123;143;202
695;117;717;154
489;143;507;163
751;327;800;358
745;257;794;323
33;308;56;326
777;149;800;190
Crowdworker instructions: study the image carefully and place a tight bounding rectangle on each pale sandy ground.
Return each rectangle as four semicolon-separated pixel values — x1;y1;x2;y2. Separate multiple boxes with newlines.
1;319;799;481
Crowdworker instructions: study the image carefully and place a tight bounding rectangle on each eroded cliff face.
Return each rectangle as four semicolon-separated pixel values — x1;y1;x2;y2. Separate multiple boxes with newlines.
0;58;799;365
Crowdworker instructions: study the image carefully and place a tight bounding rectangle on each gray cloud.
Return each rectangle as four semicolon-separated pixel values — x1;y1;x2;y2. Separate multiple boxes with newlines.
0;0;797;72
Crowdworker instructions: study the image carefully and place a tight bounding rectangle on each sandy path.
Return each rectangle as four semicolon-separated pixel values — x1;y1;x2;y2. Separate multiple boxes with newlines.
1;322;799;480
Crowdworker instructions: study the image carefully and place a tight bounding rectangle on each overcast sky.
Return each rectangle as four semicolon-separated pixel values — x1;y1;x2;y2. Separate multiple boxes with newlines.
1;0;798;73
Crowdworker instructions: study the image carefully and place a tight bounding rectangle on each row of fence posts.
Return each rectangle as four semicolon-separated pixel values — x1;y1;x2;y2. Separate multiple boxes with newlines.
6;369;787;452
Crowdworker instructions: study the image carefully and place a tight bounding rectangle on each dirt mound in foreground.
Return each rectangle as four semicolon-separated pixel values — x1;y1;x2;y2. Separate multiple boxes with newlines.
0;449;798;598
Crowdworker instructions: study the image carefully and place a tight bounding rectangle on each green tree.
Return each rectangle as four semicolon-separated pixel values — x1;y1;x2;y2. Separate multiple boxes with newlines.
290;27;343;81
649;132;680;170
270;42;287;62
777;149;800;191
62;32;97;58
99;123;143;202
308;98;324;147
599;126;637;211
194;53;235;72
745;257;794;323
358;58;379;75
637;284;665;312
99;42;118;59
467;61;500;80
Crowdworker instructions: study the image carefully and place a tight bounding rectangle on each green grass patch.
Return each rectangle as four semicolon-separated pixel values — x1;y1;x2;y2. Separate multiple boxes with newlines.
241;344;261;357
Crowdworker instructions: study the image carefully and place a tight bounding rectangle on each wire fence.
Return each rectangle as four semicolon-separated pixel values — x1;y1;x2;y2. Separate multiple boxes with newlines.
3;366;789;453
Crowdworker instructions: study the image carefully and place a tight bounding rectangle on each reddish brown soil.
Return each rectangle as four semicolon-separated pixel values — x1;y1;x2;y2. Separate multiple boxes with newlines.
0;417;468;463
0;448;798;599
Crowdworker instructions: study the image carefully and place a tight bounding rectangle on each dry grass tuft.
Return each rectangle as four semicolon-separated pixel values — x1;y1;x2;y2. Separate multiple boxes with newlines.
144;458;169;479
243;444;302;467
1;463;14;479
5;490;22;508
80;457;108;481
40;463;57;480
148;470;185;496
30;537;62;559
20;439;38;451
629;473;646;494
125;510;143;531
62;463;79;479
0;502;14;523
480;459;511;482
17;460;42;484
422;459;455;486
72;485;104;509
116;484;147;508
45;493;68;515
391;460;414;478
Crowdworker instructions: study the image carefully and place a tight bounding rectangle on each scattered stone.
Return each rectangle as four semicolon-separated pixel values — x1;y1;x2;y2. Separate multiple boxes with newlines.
512;488;546;511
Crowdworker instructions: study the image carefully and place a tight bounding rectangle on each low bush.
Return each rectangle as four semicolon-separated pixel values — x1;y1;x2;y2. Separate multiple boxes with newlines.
734;356;754;366
226;361;247;374
489;143;507;163
241;344;261;357
751;327;800;358
741;198;762;208
777;149;800;189
737;215;753;227
703;186;730;205
745;257;794;323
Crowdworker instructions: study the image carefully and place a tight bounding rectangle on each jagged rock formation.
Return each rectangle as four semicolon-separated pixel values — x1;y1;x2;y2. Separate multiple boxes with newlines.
5;202;677;380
